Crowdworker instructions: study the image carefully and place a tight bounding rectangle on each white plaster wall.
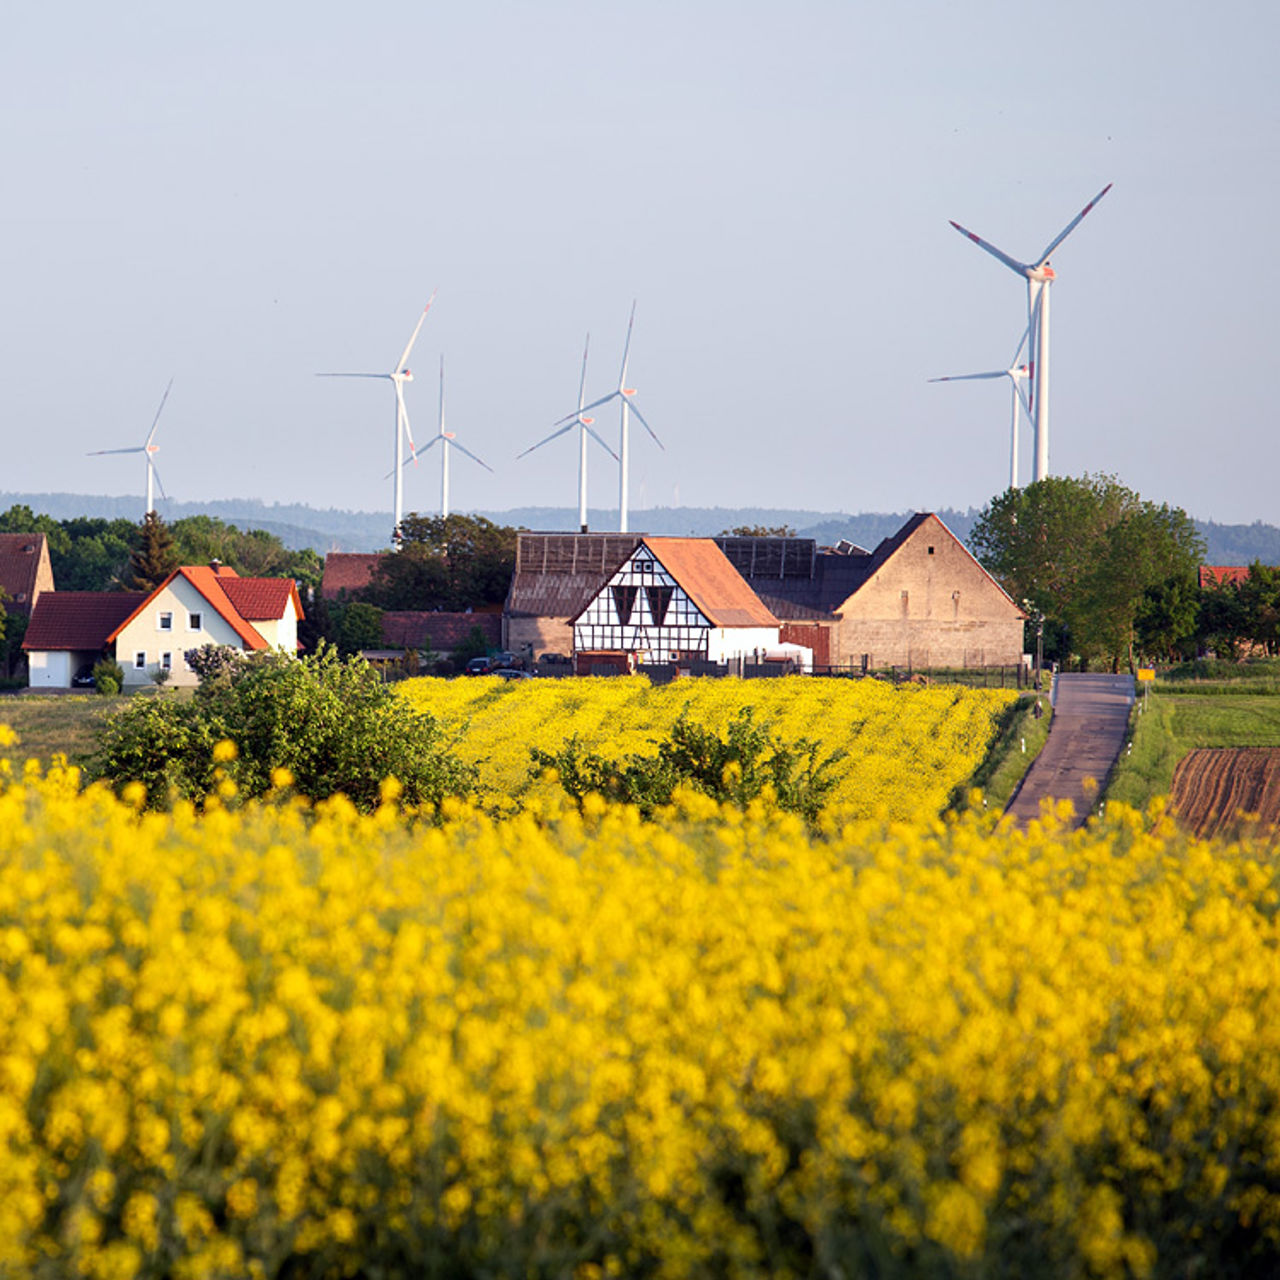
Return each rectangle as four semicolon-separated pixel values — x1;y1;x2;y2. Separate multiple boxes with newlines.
117;578;250;688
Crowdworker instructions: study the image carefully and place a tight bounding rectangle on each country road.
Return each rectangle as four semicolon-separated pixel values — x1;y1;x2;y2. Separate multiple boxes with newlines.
1006;672;1135;830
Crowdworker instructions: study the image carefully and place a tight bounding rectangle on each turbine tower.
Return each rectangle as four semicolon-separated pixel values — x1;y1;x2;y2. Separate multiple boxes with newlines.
949;184;1111;483
318;293;436;540
393;355;493;518
548;302;662;532
930;327;1032;491
517;333;618;533
88;379;173;517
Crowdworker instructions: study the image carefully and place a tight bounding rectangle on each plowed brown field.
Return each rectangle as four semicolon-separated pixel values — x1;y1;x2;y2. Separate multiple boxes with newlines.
1170;748;1280;838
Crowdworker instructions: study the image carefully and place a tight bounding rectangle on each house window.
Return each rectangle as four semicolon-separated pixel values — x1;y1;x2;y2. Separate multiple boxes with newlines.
161;652;172;672
134;651;146;669
188;611;203;631
158;611;173;631
927;546;935;555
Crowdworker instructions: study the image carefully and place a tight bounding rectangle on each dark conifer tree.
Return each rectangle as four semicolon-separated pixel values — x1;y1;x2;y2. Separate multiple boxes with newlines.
126;511;180;592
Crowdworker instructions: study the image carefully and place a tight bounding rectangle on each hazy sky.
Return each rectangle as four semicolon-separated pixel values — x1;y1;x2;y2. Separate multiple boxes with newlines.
2;2;1276;526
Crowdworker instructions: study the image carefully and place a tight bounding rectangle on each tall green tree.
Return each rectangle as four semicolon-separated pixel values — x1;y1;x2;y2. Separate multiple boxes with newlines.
969;475;1203;670
366;513;518;610
126;511;180;592
170;515;322;592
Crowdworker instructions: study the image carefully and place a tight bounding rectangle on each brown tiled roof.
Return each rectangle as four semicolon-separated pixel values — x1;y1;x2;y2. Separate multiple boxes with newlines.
0;533;50;615
506;532;642;618
642;538;778;628
382;611;502;650
105;567;269;651
1200;565;1253;588
24;592;147;652
221;577;304;622
321;553;385;599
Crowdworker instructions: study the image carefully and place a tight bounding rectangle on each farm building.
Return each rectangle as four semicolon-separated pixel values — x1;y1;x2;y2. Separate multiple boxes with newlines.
572;537;787;670
716;514;1026;669
504;532;643;660
22;592;146;689
0;532;55;617
320;553;384;600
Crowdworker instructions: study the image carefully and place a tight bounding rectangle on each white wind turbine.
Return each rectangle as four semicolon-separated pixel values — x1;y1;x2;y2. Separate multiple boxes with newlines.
930;326;1033;491
548;300;662;533
517;333;618;533
391;355;493;519
949;184;1111;483
318;292;436;540
88;379;173;517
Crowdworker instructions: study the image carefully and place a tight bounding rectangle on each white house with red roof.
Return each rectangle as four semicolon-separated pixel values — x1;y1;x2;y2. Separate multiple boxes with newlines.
24;563;304;689
106;565;303;688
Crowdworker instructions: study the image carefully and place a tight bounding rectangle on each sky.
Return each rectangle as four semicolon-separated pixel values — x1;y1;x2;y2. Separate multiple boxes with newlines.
1;1;1276;528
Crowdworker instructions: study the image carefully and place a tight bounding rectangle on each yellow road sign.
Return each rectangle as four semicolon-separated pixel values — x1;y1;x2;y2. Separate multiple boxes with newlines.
1137;668;1156;682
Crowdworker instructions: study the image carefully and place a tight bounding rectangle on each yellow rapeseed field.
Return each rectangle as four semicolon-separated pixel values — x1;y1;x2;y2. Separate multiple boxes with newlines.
398;675;1017;817
2;720;1279;1276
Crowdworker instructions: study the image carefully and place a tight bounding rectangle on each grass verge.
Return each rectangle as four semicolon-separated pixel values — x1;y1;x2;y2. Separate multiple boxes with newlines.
1104;689;1280;810
0;691;187;770
952;691;1053;813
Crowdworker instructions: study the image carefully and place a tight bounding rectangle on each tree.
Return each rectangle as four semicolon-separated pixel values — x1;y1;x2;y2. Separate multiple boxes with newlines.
969;475;1203;670
54;517;137;590
170;515;322;593
88;644;476;811
126;511;179;592
718;524;798;538
366;513;518;611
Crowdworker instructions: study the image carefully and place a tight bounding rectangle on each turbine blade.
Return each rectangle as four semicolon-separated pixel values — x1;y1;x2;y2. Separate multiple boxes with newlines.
949;220;1028;276
150;459;168;502
449;438;493;472
517;422;576;459
396;289;438;373
584;423;619;461
554;390;617;426
577;332;591;410
316;372;388;379
145;378;174;448
1008;320;1033;368
1034;183;1113;268
617;299;637;388
929;371;1009;382
88;446;145;456
626;399;663;449
395;381;417;455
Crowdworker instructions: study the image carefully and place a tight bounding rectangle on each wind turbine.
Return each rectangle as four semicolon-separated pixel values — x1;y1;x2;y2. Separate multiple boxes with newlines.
517;333;618;533
318;292;436;540
549;300;662;533
949;184;1111;483
392;355;493;518
930;326;1033;491
88;379;173;517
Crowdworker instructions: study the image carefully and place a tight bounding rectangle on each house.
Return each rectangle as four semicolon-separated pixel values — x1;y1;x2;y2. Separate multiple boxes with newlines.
717;514;1026;669
571;538;787;669
105;565;304;688
0;533;55;617
23;592;146;689
320;553;385;601
505;532;644;659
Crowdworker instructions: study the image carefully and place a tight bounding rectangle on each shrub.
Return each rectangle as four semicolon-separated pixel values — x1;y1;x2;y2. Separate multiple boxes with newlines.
531;707;844;825
89;643;475;811
91;657;123;697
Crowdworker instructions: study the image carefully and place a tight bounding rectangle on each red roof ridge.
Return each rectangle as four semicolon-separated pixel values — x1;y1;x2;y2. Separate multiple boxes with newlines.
105;566;269;650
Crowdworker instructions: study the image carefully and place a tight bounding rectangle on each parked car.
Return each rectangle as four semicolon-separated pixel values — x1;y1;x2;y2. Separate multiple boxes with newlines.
494;667;536;681
491;651;523;671
464;656;497;676
72;664;96;689
539;652;572;666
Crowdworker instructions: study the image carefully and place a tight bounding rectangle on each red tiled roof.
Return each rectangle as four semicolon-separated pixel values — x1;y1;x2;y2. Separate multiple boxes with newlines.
382;611;501;649
23;592;147;652
641;538;778;628
221;577;304;622
0;533;50;615
1200;565;1252;589
105;567;269;651
321;553;385;599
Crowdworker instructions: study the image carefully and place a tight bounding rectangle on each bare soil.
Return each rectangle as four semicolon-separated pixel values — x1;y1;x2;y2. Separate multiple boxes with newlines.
1170;748;1280;839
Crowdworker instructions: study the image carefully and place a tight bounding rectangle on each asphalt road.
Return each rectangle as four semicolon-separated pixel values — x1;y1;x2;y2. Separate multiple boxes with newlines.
1005;672;1135;830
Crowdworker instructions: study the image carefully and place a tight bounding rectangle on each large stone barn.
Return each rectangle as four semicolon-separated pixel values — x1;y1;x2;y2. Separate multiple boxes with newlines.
716;513;1026;669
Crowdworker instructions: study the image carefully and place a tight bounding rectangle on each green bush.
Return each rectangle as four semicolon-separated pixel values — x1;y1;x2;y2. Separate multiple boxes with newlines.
531;707;844;826
89;643;475;811
91;657;124;697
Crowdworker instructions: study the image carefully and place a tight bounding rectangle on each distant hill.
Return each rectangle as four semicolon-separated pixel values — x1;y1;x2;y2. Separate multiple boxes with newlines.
3;493;1278;565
